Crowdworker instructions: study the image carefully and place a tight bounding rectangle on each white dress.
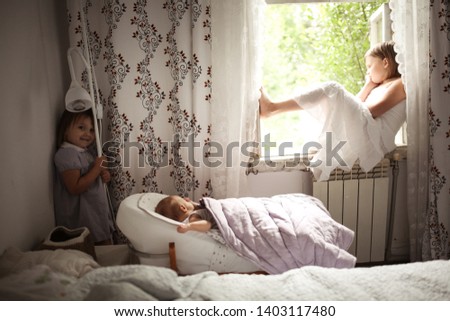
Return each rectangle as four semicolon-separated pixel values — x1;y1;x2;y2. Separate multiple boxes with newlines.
293;81;406;181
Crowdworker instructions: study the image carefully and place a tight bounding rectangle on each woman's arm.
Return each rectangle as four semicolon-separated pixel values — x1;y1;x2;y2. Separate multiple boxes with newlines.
357;78;379;102
61;156;105;195
365;78;406;118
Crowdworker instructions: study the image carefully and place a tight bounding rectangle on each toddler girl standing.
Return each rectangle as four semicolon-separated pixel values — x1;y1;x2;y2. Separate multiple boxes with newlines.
54;110;114;245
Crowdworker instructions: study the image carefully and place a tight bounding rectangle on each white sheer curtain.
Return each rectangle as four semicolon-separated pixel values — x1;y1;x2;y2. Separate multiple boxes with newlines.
210;0;265;198
390;0;429;261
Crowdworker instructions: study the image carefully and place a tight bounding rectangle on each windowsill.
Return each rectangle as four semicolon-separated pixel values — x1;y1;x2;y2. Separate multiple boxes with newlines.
246;154;311;175
386;144;407;161
247;145;408;175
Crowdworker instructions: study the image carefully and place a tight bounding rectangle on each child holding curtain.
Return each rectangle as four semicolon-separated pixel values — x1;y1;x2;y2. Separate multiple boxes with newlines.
259;41;406;181
54;110;114;245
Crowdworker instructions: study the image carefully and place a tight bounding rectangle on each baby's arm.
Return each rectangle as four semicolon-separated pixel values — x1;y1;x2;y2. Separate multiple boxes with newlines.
177;215;212;233
61;156;106;195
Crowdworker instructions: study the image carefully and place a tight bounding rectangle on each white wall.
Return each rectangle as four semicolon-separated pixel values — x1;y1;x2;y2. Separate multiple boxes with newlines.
0;0;69;253
247;170;312;197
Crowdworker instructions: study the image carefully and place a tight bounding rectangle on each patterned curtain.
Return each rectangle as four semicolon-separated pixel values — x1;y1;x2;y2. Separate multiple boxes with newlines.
425;0;449;260
67;0;213;215
392;0;449;261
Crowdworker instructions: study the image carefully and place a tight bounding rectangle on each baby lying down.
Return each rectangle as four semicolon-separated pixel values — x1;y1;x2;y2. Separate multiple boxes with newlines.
155;193;356;273
155;195;217;233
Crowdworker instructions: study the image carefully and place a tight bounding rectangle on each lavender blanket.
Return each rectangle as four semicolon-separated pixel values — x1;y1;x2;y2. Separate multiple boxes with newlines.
202;194;356;274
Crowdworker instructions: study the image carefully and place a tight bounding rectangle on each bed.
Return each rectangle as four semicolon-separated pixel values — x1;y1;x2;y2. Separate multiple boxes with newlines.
0;247;449;300
116;193;356;275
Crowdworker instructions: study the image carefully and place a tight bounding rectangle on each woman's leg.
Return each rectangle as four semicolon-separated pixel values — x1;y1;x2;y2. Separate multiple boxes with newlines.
259;82;351;119
259;87;302;118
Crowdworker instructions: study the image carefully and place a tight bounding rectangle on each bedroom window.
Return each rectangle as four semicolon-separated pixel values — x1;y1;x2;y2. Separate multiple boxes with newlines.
260;0;399;160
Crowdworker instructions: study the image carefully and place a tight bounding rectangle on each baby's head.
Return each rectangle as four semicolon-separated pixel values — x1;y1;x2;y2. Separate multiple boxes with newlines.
365;40;401;80
155;195;195;222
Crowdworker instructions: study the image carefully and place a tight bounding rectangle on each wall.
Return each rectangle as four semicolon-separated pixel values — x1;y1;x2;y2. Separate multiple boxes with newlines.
0;0;69;253
247;170;312;197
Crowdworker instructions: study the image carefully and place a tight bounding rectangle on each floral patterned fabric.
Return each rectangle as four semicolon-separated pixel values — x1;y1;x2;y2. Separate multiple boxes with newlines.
392;0;449;260
425;0;449;260
67;0;214;218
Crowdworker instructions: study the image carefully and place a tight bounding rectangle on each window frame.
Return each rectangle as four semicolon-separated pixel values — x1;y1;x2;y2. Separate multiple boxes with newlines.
250;0;405;174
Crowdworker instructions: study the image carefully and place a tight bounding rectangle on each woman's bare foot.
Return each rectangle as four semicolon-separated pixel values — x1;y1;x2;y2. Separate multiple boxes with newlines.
259;87;275;118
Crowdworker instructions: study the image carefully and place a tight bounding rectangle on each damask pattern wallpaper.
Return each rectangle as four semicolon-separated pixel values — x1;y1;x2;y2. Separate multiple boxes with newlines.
67;0;213;216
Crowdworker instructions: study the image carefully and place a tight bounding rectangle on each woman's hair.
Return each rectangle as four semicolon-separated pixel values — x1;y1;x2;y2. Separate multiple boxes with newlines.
56;109;94;148
155;196;182;221
365;40;401;79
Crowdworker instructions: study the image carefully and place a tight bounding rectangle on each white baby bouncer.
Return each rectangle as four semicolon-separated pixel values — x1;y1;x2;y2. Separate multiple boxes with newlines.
116;193;260;275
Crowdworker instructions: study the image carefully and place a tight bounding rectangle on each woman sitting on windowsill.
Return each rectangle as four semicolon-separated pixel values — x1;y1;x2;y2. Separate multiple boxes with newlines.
259;40;406;181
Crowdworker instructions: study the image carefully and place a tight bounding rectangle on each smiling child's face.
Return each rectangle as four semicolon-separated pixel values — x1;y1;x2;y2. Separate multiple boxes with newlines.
65;115;95;149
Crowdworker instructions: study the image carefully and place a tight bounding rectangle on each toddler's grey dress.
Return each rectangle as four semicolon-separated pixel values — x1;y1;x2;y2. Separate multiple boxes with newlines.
54;142;114;243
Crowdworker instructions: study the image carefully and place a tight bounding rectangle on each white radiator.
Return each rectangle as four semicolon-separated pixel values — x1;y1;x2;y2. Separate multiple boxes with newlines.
313;159;391;263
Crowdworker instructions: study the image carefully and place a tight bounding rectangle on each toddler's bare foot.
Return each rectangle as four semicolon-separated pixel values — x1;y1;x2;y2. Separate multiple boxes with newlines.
259;87;275;118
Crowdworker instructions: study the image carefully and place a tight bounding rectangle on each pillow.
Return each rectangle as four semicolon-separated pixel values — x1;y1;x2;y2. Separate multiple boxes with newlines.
0;247;100;278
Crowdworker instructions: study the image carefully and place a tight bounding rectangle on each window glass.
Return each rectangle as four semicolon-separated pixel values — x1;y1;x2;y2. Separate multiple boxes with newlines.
261;1;389;158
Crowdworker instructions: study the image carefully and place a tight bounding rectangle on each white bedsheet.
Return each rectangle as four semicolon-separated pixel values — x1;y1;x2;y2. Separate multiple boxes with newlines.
69;260;450;300
3;259;448;301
